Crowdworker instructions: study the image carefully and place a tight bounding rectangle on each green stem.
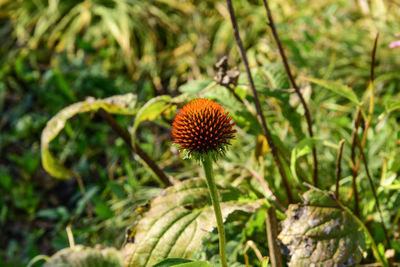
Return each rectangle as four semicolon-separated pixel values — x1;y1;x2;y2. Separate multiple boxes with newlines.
201;154;228;267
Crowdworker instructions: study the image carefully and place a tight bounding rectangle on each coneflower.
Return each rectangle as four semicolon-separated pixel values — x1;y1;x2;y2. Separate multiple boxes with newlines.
172;98;235;267
172;98;236;160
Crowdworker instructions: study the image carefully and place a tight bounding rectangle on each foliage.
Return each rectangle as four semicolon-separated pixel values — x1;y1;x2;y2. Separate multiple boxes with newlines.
125;178;263;267
0;0;400;266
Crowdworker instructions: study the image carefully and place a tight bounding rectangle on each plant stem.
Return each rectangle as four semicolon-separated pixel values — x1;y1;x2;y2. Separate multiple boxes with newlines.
335;139;345;199
97;108;173;187
266;206;283;267
262;0;318;187
201;154;228;267
350;108;361;217
226;0;294;203
349;34;379;216
356;135;390;246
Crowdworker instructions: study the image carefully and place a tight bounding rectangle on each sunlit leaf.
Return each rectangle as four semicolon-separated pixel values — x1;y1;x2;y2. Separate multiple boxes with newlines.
178;79;213;95
131;95;172;143
254;134;270;160
152;258;192;267
41;93;137;179
124;178;263;267
152;258;214;267
279;189;365;266
301;77;360;105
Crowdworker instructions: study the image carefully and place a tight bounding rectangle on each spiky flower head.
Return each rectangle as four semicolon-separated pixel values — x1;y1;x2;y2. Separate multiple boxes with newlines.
172;98;236;161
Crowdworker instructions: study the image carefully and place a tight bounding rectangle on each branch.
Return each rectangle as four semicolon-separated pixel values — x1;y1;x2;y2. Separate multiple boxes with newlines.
262;0;318;187
226;0;293;203
97;108;173;187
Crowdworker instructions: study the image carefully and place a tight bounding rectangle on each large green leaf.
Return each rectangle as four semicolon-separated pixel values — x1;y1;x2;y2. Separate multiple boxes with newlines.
41;93;137;179
302;77;360;105
124;178;263;267
278;190;365;266
43;245;123;267
152;258;214;267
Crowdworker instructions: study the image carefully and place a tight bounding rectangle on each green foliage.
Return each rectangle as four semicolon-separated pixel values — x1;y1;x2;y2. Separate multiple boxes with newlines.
41;93;137;179
124;178;263;267
302;77;360;105
152;258;214;267
1;0;400;266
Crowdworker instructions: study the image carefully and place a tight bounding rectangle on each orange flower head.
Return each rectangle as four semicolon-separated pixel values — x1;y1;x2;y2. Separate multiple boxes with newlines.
172;98;236;159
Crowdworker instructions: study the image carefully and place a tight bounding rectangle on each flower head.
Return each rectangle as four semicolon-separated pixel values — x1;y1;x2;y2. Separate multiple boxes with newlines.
172;98;236;160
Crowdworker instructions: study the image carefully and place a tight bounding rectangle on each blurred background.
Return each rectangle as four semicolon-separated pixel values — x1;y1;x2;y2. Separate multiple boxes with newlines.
0;0;399;266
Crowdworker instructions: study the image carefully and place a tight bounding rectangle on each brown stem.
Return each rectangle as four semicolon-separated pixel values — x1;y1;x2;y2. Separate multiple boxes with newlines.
335;139;345;199
350;108;362;164
262;0;318;187
349;34;379;216
351;167;360;217
266;206;283;267
96;108;173;187
226;0;293;203
349;108;361;216
370;33;379;83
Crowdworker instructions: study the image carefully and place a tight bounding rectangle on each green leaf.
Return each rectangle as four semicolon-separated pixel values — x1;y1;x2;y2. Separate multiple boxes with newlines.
174;262;214;267
41;93;137;179
125;178;263;267
131;95;171;140
302;77;360;105
178;79;213;95
152;258;192;267
278;189;365;266
152;258;214;267
43;245;123;267
202;85;262;135
385;99;400;114
290;138;320;184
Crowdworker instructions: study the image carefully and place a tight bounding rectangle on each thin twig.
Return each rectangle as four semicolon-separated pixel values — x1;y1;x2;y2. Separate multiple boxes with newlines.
226;0;294;203
262;0;318;187
335;139;345;199
351;108;362;164
244;240;266;267
248;169;286;211
350;108;362;216
370;33;379;85
66;223;75;248
97;108;173;187
351;165;360;217
355;135;390;246
266;206;283;267
349;33;379;216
